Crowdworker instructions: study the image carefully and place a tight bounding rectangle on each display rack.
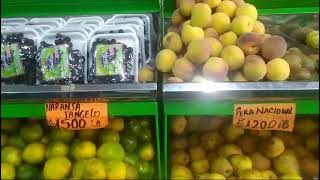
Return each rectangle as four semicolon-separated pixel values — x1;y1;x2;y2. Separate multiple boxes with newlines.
1;0;320;179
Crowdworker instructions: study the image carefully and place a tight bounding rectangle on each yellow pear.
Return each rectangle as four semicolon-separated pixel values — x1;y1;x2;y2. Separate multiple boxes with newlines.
186;39;211;64
181;24;205;45
211;13;231;34
203;0;221;8
231;15;255;35
163;32;183;53
236;3;258;20
180;0;196;17
216;0;237;18
191;3;212;28
155;49;177;72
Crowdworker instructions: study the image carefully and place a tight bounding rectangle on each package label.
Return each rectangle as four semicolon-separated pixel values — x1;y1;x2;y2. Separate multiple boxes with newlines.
45;102;108;130
95;44;124;76
40;45;70;81
1;44;25;78
233;103;296;132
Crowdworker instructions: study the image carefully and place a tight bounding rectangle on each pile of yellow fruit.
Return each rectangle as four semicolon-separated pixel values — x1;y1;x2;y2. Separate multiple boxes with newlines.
1;117;156;180
155;0;319;82
170;116;319;179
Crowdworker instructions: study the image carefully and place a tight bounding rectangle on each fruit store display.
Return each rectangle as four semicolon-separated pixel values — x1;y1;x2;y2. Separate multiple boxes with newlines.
1;117;156;180
156;0;319;82
169;116;319;179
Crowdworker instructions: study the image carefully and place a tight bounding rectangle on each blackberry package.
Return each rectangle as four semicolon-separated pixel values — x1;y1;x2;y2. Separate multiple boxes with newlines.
88;33;139;84
105;17;146;67
110;14;153;63
1;29;39;84
36;32;87;84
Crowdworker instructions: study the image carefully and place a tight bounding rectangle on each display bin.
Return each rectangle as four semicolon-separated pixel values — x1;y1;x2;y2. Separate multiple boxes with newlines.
1;89;163;179
166;114;319;179
1;0;164;178
161;0;319;179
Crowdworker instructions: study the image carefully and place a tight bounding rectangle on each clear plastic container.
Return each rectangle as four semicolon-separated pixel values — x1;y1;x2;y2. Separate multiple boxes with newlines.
28;18;64;27
1;28;39;84
24;25;53;35
30;17;65;25
65;19;103;29
88;33;139;84
111;14;153;63
1;17;29;24
106;17;146;67
67;16;104;25
48;27;90;39
36;32;87;84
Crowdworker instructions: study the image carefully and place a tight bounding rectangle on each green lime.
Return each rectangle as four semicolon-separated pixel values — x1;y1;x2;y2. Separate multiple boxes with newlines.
40;136;49;145
99;129;120;143
124;152;139;166
71;141;96;160
46;141;69;159
139;143;155;162
27;118;43;124
1;132;8;147
16;164;40;180
83;158;107;179
77;129;99;141
71;160;85;179
22;143;45;164
1;162;15;180
104;160;126;179
139;129;153;142
97;142;125;161
120;134;137;152
20;123;43;142
125;163;139;179
127;119;142;137
1;146;21;166
50;128;75;142
8;135;25;149
1;119;20;132
43;156;71;180
137;161;152;179
139;117;151;128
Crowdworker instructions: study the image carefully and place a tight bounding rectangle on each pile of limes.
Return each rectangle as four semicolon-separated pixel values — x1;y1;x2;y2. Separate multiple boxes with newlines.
1;117;156;180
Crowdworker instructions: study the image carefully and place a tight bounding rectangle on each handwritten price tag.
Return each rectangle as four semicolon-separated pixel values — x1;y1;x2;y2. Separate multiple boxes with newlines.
233;103;296;132
45;102;108;130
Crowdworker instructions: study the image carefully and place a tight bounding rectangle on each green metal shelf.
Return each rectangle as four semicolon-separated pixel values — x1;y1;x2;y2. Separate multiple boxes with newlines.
1;0;160;17
1;102;159;118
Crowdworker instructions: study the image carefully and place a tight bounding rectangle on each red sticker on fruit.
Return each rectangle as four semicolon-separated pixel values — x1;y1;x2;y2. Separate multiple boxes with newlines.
45;102;108;130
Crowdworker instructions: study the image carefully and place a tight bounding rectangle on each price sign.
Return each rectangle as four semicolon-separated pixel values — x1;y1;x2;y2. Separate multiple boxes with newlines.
45;102;108;130
233;103;296;132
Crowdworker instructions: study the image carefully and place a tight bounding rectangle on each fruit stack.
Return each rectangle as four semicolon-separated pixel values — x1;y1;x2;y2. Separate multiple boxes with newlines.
1;117;156;180
156;0;319;82
170;116;319;179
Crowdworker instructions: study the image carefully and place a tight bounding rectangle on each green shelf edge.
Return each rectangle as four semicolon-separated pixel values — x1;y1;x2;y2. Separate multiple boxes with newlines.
1;101;158;118
163;99;319;179
1;0;160;17
164;99;319;116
